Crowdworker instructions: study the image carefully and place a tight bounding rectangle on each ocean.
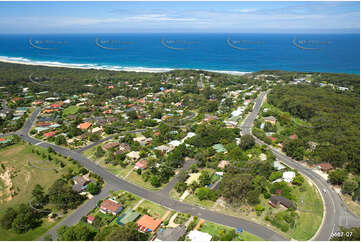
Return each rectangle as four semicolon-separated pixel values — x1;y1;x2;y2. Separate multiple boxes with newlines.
0;33;359;74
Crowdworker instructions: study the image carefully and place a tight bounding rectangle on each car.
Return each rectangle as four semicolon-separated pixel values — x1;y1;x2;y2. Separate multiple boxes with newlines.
323;188;327;193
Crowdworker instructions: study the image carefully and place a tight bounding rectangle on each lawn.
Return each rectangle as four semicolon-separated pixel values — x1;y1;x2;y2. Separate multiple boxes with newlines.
63;105;79;116
290;181;323;240
137;199;168;219
0;143;78;240
199;221;263;241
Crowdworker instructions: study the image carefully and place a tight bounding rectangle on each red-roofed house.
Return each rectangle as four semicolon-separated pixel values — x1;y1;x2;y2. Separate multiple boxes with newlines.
103;109;112;114
50;103;61;108
134;160;148;170
289;134;298;140
87;215;95;224
108;85;114;89
318;163;334;172
136;215;162;233
100;199;123;216
268;136;276;142
43;109;58;114
78;122;92;130
44;131;57;138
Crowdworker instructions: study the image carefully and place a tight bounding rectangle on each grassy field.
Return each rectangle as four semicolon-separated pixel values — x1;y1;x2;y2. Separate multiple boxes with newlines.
290;181;324;240
137;199;168;219
63;105;79;116
199;221;263;241
340;193;360;217
0;143;78;240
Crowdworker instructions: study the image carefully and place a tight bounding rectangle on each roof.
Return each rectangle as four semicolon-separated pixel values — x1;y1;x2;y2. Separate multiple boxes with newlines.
73;175;89;186
87;215;95;222
116;209;140;225
185;173;201;185
264;116;277;121
187;230;212;242
289;134;298;139
126;151;140;159
44;131;57;137
137;215;162;232
100;199;122;213
156;225;187;241
212;144;227;153
103;142;120;150
135;160;148;169
269;196;295;208
79;122;92;130
318;162;333;171
218;160;229;169
268;136;276;141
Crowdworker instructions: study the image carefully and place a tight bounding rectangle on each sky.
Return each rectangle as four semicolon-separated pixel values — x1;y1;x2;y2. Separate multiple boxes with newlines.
0;1;359;33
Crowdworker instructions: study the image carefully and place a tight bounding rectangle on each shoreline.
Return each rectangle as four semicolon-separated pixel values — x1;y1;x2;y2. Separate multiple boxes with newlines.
0;56;251;75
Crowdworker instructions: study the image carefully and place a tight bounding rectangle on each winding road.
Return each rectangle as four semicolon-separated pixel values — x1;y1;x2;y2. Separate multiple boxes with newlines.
2;91;359;241
9;108;286;241
240;91;360;241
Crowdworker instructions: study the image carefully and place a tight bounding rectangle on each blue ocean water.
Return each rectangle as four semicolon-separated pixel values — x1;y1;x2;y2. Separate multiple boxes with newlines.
0;33;359;74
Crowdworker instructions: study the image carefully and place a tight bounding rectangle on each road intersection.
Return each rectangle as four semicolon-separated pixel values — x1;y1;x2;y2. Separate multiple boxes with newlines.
2;92;359;241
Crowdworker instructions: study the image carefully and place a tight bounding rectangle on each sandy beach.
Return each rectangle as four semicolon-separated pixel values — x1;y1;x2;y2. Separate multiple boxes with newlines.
0;56;250;75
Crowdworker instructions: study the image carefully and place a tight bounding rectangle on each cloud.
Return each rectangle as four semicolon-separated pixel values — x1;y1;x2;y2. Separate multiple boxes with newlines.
238;8;257;13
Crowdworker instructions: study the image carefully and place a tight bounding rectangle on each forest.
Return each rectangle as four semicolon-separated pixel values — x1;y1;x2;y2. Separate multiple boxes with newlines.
267;85;359;174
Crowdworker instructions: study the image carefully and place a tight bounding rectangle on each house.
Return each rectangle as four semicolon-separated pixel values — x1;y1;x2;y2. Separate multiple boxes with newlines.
155;145;171;154
134;160;148;170
217;160;230;170
43;131;57;138
264;116;277;125
116;209;140;226
136;215;162;233
185;173;201;185
155;225;187;241
282;171;296;183
103;142;120;150
119;143;131;151
187;230;212;242
100;199;123;216
212;144;227;153
78;122;92;130
289;134;298;140
72;175;90;192
318;163;333;172
273;160;286;171
168;140;181;148
87;215;95;224
268;136;276;142
126;151;140;161
92;127;103;134
181;132;195;143
269;196;295;209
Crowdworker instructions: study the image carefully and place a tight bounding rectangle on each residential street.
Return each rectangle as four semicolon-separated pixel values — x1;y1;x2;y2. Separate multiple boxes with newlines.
240;91;360;241
2;94;359;241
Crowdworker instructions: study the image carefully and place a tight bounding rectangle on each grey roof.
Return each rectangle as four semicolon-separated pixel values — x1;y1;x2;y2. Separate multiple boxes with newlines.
269;196;295;208
156;225;187;241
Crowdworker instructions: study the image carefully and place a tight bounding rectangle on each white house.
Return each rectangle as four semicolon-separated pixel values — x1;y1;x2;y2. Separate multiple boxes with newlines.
283;171;296;183
187;230;212;242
